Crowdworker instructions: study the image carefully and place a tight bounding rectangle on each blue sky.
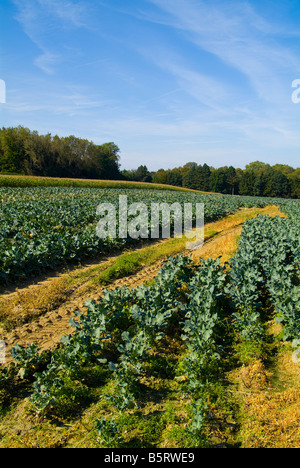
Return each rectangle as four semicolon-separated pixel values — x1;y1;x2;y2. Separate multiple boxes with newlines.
1;0;300;171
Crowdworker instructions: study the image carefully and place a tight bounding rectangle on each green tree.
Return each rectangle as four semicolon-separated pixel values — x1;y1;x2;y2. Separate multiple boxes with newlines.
272;164;295;176
0;126;30;174
182;163;198;189
239;170;256;196
166;168;182;187
93;142;121;179
123;165;152;182
24;131;56;176
135;165;152;182
252;177;263;197
185;164;211;191
225;166;239;195
152;168;168;185
198;163;211;192
209;168;227;193
263;169;291;198
183;165;197;190
288;169;300;198
246;161;270;174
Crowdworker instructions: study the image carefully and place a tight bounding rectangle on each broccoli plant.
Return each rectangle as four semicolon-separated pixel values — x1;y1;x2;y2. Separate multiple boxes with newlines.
95;417;124;448
107;330;150;410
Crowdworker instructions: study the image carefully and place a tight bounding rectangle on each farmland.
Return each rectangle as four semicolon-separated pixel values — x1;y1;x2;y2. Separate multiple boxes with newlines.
0;186;275;283
0;183;299;448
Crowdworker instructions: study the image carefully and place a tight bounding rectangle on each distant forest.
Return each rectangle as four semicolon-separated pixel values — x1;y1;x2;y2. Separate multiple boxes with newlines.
0;126;121;180
0;126;299;199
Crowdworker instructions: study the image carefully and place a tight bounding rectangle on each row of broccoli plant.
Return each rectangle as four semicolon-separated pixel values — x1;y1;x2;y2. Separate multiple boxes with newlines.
105;255;197;411
227;206;300;359
98;255;232;443
179;258;229;442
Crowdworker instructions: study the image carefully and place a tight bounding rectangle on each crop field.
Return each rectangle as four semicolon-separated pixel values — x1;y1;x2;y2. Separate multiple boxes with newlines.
0;183;299;448
0;187;275;283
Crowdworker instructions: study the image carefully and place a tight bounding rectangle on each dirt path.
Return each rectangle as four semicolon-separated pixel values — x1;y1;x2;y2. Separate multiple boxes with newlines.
2;262;165;361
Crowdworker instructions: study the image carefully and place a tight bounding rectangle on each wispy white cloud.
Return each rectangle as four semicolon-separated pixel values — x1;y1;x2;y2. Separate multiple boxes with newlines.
33;52;61;75
12;0;91;74
36;0;91;28
136;44;216;104
146;0;300;102
6;82;115;117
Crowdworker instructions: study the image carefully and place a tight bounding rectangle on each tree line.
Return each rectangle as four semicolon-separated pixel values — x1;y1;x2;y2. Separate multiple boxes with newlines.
124;162;299;199
0;126;121;180
0;126;299;198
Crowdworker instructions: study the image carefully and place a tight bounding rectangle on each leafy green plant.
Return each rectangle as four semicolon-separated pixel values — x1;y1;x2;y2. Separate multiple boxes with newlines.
180;259;227;396
227;211;300;346
188;399;207;442
107;330;150;409
95;417;124;447
10;343;46;380
0;366;10;386
232;309;264;342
